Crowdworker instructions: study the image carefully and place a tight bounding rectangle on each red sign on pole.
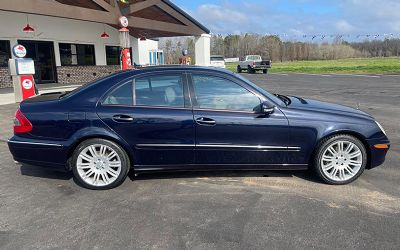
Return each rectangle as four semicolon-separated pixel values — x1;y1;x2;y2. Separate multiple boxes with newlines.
19;75;35;100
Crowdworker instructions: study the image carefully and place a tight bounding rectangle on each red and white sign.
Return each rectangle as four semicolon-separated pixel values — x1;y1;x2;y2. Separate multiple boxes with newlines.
22;78;33;90
19;75;35;100
13;45;27;58
119;16;129;28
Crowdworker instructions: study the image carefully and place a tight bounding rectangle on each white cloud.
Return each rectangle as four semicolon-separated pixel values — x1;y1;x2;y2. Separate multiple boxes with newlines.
335;20;355;33
198;4;247;24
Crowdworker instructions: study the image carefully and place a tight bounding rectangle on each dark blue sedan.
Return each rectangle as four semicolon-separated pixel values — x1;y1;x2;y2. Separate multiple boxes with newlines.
8;66;390;189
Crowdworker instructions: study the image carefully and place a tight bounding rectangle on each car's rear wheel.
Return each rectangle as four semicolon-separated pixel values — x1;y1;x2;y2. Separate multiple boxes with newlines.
263;69;268;74
314;135;367;185
237;65;242;73
72;138;130;190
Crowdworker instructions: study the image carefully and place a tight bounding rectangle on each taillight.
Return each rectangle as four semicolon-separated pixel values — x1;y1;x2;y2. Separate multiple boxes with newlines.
14;109;32;134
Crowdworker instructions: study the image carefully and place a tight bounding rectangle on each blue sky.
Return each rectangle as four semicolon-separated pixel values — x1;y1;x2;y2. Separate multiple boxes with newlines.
171;0;400;39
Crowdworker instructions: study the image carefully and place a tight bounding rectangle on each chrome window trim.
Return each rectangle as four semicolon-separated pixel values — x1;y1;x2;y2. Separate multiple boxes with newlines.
98;104;192;111
193;108;258;114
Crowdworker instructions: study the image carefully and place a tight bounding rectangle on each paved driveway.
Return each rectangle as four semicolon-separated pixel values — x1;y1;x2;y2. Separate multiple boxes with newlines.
0;73;399;249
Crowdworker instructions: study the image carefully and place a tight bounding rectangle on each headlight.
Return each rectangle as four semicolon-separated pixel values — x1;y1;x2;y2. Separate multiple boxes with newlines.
375;121;387;136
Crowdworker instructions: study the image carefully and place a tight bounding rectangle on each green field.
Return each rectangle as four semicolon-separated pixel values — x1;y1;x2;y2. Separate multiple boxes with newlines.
226;57;400;75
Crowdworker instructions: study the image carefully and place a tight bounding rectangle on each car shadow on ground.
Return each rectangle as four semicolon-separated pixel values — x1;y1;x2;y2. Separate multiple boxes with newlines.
19;164;324;185
129;169;324;184
20;164;72;180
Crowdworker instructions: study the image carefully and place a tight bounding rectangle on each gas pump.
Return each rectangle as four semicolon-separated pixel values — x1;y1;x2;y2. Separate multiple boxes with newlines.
8;44;36;102
119;16;132;70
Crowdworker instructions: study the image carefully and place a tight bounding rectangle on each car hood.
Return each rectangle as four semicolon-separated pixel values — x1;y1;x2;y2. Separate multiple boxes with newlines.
286;96;373;119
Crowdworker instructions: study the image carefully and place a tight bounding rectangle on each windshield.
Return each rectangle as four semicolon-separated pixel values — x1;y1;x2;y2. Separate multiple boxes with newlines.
235;73;285;106
211;56;224;61
247;55;262;61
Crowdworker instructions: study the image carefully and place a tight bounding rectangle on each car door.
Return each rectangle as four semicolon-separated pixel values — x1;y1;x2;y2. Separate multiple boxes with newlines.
189;72;291;168
96;71;195;169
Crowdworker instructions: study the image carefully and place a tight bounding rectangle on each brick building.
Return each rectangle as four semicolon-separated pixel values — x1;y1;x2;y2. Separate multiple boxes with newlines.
0;0;210;89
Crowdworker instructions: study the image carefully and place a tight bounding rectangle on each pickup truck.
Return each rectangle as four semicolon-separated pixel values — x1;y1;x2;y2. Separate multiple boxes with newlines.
237;55;271;74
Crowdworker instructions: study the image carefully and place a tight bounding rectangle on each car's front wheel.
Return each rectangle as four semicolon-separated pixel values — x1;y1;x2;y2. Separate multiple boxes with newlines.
314;135;367;185
72;139;130;190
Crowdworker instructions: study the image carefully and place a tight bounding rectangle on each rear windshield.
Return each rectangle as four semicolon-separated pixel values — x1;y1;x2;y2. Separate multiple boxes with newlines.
59;71;122;99
211;56;224;61
247;55;262;61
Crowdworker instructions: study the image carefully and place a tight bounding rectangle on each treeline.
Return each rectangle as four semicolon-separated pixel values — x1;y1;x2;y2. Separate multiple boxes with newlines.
159;34;400;63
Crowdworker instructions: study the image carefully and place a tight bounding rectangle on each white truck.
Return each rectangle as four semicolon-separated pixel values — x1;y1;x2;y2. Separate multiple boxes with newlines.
237;55;271;74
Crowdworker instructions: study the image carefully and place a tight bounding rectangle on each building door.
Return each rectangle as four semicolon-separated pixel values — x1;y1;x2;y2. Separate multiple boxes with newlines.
18;40;57;84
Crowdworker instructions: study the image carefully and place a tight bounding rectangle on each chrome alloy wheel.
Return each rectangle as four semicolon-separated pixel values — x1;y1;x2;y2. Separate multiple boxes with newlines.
76;144;122;187
320;140;363;182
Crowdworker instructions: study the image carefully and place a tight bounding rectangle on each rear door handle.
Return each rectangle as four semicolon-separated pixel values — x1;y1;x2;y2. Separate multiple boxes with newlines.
195;117;216;126
113;115;134;122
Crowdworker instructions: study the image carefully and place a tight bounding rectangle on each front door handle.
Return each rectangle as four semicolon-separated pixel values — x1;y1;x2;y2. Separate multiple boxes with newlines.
113;114;134;123
195;117;216;126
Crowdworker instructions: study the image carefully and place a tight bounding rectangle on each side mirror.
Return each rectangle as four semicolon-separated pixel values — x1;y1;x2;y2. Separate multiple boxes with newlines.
254;102;275;115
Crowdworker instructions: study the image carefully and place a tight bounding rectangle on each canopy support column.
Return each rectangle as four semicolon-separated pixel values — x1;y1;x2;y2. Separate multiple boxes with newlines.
195;34;211;66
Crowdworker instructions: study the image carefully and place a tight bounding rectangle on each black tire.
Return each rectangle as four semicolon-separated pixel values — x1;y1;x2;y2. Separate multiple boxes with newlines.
237;65;242;73
313;134;367;185
263;69;268;74
71;138;130;190
248;66;255;74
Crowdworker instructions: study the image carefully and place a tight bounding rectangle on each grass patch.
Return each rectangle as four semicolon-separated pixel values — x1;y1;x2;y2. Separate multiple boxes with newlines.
226;57;400;75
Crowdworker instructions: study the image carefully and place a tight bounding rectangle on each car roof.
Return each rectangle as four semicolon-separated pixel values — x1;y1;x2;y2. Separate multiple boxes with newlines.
122;65;234;77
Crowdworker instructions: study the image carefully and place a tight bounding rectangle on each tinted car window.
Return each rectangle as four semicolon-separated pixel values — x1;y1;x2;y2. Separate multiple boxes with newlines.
135;74;184;107
192;75;260;111
211;56;224;61
103;81;133;105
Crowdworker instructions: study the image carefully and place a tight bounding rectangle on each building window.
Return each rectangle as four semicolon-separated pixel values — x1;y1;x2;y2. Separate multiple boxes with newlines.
106;46;121;65
59;43;95;66
0;40;11;67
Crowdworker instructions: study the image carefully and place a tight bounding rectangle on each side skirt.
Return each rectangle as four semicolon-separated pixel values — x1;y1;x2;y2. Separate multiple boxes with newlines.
134;164;308;173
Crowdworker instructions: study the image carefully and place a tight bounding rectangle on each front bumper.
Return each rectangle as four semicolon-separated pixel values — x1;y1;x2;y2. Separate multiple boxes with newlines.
366;136;390;169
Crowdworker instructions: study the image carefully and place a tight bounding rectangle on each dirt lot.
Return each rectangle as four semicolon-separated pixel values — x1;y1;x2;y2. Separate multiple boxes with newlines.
0;73;399;249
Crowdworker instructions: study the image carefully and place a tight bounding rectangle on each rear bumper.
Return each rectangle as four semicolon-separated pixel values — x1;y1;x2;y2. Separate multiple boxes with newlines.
8;136;68;168
251;65;271;70
366;136;390;169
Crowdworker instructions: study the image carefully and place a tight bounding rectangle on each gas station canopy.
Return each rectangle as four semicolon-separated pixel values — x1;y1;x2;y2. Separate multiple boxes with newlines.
0;0;210;38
